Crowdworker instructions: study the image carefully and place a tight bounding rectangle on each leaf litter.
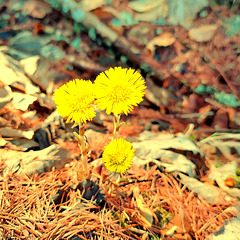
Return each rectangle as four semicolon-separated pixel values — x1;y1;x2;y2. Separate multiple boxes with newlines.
0;0;240;239
0;155;238;239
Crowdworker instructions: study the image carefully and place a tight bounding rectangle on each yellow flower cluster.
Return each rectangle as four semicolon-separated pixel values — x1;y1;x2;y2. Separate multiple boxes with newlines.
53;67;146;173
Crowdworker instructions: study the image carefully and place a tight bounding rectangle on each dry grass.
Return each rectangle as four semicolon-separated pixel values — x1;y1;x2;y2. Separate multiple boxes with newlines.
0;160;237;239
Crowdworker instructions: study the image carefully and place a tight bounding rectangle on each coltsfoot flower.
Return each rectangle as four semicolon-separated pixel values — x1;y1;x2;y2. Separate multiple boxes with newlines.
102;138;135;173
95;67;146;115
53;79;96;124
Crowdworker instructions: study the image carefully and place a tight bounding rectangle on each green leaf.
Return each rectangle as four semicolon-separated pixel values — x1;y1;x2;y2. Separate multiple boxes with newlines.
199;9;208;18
73;22;83;34
155;28;162;35
120;55;128;64
88;27;96;41
195;85;215;94
214;92;240;108
223;15;240;37
152;18;166;25
71;8;85;22
111;12;138;27
40;45;66;61
119;12;138;26
111;18;122;27
71;37;81;49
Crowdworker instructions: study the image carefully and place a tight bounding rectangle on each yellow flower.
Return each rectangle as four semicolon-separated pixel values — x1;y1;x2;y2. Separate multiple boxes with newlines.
95;67;146;115
102;138;135;173
53;79;96;124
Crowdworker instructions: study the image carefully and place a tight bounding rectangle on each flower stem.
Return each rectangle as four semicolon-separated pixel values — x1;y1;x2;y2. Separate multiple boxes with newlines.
113;114;121;139
74;124;90;179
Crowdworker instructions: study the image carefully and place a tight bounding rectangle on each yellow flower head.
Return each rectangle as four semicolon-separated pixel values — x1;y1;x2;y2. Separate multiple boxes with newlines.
102;138;135;173
53;79;96;124
95;67;146;115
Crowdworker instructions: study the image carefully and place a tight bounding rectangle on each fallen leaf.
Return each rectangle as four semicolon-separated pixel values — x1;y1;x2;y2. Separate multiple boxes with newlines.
129;0;163;12
20;56;50;91
132;186;153;227
40;45;66;61
207;214;240;240
132;0;168;23
182;93;205;113
10;138;39;151
137;131;200;154
0;85;12;108
208;162;240;199
168;0;208;28
0;50;40;94
189;24;217;42
126;22;152;46
211;109;229;130
225;177;235;188
132;131;198;177
145;77;179;107
11;92;37;111
10;31;50;56
0;137;8;147
23;0;52;19
178;173;228;204
2;144;71;176
20;56;40;76
76;0;106;11
133;150;196;177
198;133;240;161
0;127;34;139
146;32;176;53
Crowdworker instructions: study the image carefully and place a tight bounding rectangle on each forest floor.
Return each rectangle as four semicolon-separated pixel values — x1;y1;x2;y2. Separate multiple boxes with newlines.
0;0;240;239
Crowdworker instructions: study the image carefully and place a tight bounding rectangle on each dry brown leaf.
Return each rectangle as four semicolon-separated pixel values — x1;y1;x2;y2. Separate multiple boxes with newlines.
146;32;176;53
198;133;240;162
0;51;40;94
0;127;34;139
2;144;71;176
189;24;217;42
132;186;153;227
23;0;52;19
0;85;12;108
